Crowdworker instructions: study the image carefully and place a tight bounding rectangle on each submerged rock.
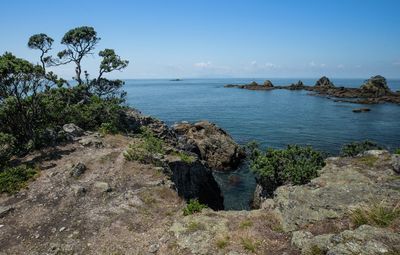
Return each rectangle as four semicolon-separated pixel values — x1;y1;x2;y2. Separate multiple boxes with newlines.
352;108;371;113
315;76;335;88
172;121;245;171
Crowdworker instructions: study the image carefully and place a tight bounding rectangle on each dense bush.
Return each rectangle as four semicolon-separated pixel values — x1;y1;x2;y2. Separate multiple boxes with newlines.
395;149;400;155
0;165;38;194
250;145;325;197
183;199;208;216
0;133;16;168
340;141;383;157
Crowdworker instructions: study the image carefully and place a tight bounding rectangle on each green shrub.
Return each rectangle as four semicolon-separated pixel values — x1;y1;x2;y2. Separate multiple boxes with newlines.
0;165;38;194
395;148;400;155
172;151;196;163
350;202;400;228
251;145;325;197
124;128;165;164
0;133;16;168
340;141;383;157
183;199;208;216
245;141;262;161
99;122;119;135
241;237;258;253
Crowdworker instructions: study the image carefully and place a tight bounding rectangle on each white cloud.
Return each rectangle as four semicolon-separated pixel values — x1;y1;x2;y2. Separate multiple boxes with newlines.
309;61;316;67
251;60;258;66
337;64;345;69
320;63;326;67
194;61;212;68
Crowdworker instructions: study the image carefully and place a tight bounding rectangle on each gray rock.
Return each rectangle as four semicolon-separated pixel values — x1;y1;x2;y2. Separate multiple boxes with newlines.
70;162;86;178
62;124;84;137
79;136;104;148
0;206;14;218
148;243;159;253
263;80;274;87
391;154;400;174
172;121;245;171
93;182;112;193
360;75;391;97
71;185;86;196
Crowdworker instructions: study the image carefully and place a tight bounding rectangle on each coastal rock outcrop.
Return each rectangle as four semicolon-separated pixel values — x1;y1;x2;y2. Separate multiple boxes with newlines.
167;157;224;210
172;121;245;171
360;75;391;97
315;76;335;89
263;80;274;87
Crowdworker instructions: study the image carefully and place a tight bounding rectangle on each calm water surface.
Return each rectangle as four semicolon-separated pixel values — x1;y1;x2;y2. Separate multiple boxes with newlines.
124;78;400;210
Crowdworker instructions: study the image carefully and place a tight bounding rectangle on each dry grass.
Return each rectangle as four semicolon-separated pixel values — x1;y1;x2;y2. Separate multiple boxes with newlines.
350;202;400;228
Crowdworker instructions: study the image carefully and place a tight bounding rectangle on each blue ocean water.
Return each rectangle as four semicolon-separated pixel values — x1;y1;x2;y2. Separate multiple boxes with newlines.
124;78;400;210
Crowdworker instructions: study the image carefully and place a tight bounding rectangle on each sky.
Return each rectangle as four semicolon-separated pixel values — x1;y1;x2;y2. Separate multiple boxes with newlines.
1;0;400;79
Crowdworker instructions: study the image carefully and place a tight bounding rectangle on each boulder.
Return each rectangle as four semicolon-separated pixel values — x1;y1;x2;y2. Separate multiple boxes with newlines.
69;162;86;178
360;75;391;96
79;135;104;148
62;124;84;137
249;81;258;86
391;154;400;174
263;80;274;87
93;182;112;193
172;121;245;171
315;76;335;88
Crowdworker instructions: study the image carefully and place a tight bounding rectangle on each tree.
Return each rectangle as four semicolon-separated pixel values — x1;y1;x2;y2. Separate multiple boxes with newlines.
57;26;100;85
98;49;129;80
0;52;53;147
28;33;54;72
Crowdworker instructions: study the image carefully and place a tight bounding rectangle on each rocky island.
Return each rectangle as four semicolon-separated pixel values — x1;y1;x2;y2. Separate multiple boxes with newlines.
225;75;400;105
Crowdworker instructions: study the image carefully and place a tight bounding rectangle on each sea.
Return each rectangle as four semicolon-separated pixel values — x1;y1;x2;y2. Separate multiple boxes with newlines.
124;78;400;210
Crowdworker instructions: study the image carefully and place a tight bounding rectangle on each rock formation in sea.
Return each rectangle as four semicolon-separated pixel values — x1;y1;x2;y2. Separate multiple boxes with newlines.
315;76;335;88
172;121;245;171
360;75;391;97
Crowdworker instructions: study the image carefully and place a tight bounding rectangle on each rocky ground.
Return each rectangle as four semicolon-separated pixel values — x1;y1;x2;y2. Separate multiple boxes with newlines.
1;113;399;254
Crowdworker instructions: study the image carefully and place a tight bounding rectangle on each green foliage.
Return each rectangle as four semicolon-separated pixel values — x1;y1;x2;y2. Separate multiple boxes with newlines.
250;145;325;196
0;133;16;168
183;199;208;216
215;236;230;249
0;165;38;194
395;148;400;155
239;219;253;229
99;122;119;135
340;141;383;157
245;140;262;161
28;34;53;70
172;151;196;164
124;128;165;164
350;202;400;228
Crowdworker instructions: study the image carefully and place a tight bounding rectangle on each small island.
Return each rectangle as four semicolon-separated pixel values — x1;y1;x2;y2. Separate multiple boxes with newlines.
225;75;400;105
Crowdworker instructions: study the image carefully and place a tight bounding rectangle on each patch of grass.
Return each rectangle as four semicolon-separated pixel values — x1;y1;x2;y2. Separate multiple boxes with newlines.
124;127;165;164
215;236;230;249
172;151;196;164
241;237;259;253
0;165;38;194
239;219;253;229
350;202;400;228
186;221;206;233
355;155;378;167
183;199;208;216
306;245;327;255
340;141;383;157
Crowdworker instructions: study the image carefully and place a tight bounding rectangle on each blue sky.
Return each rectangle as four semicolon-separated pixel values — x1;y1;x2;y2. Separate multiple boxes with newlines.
1;0;400;78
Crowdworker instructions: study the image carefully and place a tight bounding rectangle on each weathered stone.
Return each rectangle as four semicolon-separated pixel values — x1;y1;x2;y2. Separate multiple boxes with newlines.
0;206;14;218
69;162;86;178
172;121;245;171
62;124;84;137
79;136;104;148
391;154;400;174
71;185;86;197
93;182;112;193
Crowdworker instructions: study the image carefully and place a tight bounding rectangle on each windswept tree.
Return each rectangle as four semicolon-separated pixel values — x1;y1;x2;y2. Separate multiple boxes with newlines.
57;26;100;85
89;49;129;100
28;33;54;72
